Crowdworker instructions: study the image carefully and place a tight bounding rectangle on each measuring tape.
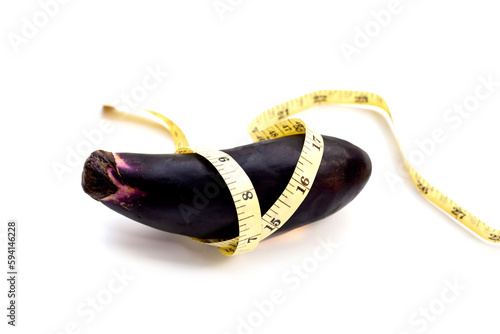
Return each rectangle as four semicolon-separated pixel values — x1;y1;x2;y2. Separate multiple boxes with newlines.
111;90;500;256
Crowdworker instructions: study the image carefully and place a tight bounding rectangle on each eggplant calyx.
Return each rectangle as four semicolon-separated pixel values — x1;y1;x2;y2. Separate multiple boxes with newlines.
82;150;120;200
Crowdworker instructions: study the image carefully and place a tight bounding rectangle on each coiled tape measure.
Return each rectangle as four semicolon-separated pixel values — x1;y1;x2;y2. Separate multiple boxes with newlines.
106;90;500;256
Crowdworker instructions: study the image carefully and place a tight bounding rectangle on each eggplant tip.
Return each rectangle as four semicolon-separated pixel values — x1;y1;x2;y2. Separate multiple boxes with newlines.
82;150;119;200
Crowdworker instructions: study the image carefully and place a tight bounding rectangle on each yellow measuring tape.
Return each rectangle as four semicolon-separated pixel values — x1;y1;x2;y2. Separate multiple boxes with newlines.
110;90;500;256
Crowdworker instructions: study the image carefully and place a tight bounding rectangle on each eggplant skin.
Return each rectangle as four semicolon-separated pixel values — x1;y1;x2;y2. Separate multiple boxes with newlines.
82;134;371;240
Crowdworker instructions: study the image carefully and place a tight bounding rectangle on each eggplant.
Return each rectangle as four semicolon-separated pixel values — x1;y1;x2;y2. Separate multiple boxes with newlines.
82;134;371;240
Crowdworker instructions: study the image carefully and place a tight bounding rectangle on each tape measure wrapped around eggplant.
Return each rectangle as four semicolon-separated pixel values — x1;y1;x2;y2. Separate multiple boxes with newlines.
82;90;500;255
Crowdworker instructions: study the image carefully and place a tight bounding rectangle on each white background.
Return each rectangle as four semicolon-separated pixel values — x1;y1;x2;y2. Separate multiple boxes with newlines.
1;1;499;333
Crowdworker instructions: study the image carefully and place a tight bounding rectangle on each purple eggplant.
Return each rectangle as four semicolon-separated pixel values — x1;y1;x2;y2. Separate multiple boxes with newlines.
82;134;371;240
